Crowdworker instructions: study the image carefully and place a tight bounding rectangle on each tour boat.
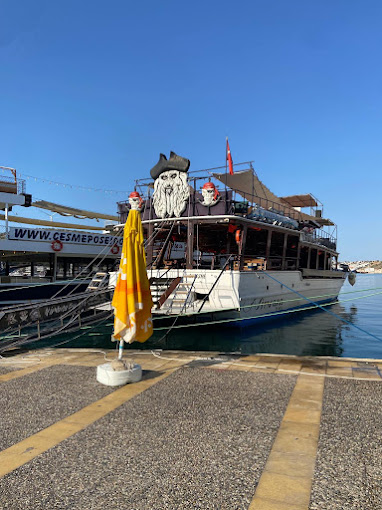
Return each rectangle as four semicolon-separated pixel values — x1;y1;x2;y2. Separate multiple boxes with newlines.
110;152;348;328
0;167;120;306
0;167;119;350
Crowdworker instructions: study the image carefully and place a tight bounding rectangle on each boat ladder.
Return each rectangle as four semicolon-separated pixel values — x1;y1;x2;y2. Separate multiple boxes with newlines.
86;272;110;292
166;274;197;314
150;276;177;308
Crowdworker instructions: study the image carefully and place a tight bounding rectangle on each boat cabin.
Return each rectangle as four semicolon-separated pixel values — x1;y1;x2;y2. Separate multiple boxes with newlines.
117;158;338;275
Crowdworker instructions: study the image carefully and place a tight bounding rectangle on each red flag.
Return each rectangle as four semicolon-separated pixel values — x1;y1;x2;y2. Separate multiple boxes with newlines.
226;138;234;175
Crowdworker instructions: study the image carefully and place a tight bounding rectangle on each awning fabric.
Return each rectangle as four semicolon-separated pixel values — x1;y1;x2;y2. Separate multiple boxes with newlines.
32;200;119;221
280;194;318;208
213;169;280;204
0;213;105;230
213;169;334;226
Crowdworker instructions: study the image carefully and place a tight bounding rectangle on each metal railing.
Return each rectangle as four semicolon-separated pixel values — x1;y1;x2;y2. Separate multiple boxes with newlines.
301;229;337;250
0;167;26;195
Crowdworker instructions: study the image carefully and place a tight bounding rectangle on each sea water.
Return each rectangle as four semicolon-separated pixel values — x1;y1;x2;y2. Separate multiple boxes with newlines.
37;274;382;359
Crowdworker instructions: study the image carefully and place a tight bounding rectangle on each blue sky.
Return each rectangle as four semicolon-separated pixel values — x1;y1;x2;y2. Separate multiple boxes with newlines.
0;0;381;260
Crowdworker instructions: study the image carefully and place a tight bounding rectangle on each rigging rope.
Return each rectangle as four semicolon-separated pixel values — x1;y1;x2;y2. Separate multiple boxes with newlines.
153;289;382;331
151;286;382;321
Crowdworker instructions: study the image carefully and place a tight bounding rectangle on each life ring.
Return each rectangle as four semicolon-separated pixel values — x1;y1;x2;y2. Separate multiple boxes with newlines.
235;229;241;244
110;244;120;255
51;240;63;252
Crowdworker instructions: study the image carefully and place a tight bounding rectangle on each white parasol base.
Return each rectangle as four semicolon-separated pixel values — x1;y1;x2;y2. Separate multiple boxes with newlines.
96;362;142;386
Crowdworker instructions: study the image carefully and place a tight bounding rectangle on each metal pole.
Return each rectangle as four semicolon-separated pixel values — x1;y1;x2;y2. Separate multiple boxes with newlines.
118;339;124;359
52;253;57;282
5;204;9;236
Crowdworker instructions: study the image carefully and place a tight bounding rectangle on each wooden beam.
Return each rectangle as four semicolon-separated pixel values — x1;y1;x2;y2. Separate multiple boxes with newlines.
186;221;194;269
0;214;105;231
146;223;154;266
239;224;248;270
281;233;288;270
265;229;272;261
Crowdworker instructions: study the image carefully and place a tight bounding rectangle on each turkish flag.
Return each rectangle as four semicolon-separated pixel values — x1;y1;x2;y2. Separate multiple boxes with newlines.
226;139;234;175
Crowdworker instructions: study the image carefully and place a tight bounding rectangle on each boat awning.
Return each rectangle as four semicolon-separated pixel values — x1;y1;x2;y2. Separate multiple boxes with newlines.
213;169;334;226
313;217;335;226
0;213;105;230
279;194;318;208
32;200;119;222
213;169;281;204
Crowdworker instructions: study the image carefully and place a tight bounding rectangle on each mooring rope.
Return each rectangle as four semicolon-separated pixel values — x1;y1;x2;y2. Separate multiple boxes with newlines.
260;272;382;343
153;289;382;334
151;286;382;322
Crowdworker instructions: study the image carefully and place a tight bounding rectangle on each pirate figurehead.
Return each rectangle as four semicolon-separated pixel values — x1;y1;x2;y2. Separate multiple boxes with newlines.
150;151;190;218
128;191;144;211
200;181;220;207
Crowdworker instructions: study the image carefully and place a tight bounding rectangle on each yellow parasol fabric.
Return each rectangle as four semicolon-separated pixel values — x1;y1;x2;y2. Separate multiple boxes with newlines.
112;209;153;344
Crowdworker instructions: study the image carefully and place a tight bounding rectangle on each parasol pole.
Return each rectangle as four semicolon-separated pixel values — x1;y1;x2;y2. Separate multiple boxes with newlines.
118;339;124;360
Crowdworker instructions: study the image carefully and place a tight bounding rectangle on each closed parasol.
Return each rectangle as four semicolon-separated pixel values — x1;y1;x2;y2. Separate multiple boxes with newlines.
112;209;153;357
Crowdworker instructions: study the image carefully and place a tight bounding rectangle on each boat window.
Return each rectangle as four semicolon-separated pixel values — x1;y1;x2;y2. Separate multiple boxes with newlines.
56;259;66;280
285;235;299;269
0;261;6;276
8;260;32;278
299;246;309;268
2;254;53;281
318;250;325;270
310;248;318;269
195;292;209;301
245;228;267;257
191;224;235;269
268;232;284;269
270;232;284;257
325;253;331;270
286;235;299;259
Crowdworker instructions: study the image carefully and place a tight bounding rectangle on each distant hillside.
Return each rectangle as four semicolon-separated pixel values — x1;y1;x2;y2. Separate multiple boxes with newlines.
343;260;382;273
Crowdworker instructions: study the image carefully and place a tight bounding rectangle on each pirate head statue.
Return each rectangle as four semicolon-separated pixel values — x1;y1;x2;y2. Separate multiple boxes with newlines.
200;181;220;207
150;151;190;218
128;191;144;211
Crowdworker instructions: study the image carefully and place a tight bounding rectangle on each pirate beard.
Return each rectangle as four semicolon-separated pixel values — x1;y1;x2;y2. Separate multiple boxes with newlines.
153;171;189;218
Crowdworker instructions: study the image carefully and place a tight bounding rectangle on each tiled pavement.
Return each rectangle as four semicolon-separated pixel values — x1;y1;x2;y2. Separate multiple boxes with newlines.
0;348;381;509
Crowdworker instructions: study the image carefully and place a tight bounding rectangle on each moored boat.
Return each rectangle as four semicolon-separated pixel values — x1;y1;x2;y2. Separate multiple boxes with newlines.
109;152;348;328
0;167;120;306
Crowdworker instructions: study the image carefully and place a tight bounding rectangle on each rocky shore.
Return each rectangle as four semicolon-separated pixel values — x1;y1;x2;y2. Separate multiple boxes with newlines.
342;260;382;274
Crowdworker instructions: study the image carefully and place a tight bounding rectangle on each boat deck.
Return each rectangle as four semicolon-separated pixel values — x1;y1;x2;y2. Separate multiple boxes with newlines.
0;348;381;509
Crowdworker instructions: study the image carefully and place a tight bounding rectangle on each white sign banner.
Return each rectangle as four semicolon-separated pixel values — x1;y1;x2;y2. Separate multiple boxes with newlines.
8;227;123;247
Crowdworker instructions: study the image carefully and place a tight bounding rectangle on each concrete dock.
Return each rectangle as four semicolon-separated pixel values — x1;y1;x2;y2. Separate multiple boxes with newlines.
0;348;381;509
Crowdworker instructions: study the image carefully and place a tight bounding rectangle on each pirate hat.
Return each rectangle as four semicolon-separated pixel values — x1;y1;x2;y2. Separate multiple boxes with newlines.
150;151;190;179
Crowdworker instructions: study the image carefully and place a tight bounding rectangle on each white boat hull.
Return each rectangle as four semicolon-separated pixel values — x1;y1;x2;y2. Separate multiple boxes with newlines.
143;269;347;326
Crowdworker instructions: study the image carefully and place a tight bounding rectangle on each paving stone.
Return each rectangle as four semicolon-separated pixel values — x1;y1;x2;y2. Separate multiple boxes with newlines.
309;379;382;509
0;367;296;510
0;365;114;451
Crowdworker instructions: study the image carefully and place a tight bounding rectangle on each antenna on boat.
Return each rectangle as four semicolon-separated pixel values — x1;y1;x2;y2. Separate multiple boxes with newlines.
224;137;228;212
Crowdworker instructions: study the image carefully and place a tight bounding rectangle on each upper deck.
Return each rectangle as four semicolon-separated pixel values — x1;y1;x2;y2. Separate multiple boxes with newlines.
118;162;337;269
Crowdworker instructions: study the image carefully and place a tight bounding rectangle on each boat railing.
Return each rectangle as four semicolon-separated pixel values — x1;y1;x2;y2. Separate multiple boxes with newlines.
118;188;325;232
301;229;337;250
130;169;302;221
231;191;302;222
0;287;113;352
0;167;26;194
